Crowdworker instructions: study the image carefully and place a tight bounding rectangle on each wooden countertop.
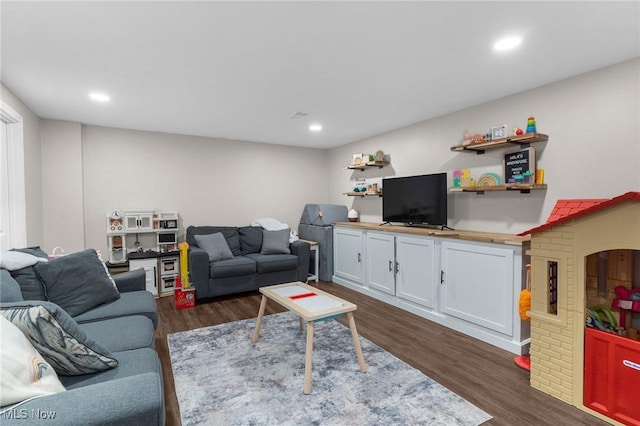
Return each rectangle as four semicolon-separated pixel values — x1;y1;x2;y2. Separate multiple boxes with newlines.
333;222;530;246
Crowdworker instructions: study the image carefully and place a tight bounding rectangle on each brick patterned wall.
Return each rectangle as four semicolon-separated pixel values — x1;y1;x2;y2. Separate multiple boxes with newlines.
529;224;576;404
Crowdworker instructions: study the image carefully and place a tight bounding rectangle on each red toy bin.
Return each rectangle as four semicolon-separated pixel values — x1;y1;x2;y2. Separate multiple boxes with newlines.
173;276;195;309
174;287;196;309
584;328;640;425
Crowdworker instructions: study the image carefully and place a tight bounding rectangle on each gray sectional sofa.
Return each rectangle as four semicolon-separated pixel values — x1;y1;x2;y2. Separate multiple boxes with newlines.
0;247;164;426
187;225;310;299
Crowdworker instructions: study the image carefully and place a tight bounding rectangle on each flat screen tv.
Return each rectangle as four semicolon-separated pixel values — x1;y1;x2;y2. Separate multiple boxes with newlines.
382;173;448;227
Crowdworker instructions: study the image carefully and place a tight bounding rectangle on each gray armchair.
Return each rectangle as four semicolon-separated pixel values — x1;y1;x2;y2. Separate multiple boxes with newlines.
298;204;348;281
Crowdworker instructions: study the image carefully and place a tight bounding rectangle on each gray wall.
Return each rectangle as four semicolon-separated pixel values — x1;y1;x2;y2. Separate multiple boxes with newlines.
0;83;44;246
80;126;328;256
328;59;640;234
4;59;639;253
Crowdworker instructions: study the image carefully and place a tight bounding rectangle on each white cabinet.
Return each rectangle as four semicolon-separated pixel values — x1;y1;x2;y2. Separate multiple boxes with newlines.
334;228;364;285
441;241;514;335
124;211;154;232
365;233;436;306
366;232;396;295
129;258;157;294
396;235;436;309
332;224;529;355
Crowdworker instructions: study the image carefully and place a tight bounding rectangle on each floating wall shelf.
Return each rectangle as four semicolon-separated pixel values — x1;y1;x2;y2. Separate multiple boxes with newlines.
450;133;549;155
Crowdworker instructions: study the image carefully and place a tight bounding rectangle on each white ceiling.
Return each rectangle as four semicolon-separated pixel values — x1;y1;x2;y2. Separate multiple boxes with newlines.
2;1;638;149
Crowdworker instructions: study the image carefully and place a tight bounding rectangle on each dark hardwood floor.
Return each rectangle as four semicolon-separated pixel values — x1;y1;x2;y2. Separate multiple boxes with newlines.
155;281;607;426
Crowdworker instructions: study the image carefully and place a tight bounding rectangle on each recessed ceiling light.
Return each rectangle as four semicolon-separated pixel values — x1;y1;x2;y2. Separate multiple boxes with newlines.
89;92;110;102
309;124;322;132
493;36;522;52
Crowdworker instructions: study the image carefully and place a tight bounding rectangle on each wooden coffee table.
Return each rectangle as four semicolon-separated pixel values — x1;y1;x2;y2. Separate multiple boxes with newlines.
252;282;367;394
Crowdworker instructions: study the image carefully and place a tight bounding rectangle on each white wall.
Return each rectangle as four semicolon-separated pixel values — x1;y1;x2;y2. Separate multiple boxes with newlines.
80;126;328;255
0;83;44;246
40;120;84;252
328;59;640;234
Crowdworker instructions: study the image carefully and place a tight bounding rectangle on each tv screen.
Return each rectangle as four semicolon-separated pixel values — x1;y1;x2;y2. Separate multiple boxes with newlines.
382;173;448;227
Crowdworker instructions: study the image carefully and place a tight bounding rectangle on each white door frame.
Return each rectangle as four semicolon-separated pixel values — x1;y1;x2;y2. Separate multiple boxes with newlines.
0;100;27;249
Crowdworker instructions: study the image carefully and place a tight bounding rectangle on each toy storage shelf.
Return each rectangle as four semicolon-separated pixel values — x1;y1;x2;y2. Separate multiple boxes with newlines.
450;133;549;155
450;184;548;194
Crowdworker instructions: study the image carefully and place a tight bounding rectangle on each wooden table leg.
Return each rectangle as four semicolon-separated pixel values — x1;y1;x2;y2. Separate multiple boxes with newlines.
347;312;367;373
304;320;314;394
252;295;268;344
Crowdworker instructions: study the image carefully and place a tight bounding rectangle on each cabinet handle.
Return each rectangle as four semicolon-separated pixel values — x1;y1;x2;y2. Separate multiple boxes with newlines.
440;270;445;284
395;261;400;273
388;260;393;271
357;253;361;263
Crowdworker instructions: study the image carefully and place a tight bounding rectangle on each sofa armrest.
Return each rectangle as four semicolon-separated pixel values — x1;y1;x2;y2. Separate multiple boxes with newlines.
0;373;164;426
189;247;210;292
112;268;146;293
290;240;310;282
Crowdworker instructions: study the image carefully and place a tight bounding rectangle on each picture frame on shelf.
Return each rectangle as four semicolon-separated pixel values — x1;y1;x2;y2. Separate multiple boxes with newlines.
504;147;536;183
492;124;508;140
352;153;364;165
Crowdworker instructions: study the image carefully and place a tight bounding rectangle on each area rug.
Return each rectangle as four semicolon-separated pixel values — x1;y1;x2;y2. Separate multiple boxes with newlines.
168;312;492;426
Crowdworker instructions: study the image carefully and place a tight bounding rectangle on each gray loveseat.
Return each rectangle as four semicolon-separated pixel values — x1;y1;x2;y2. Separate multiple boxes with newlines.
187;225;310;300
0;247;163;426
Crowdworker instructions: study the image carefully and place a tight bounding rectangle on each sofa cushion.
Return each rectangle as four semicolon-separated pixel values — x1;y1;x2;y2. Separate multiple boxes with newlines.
239;226;263;254
187;226;242;256
260;228;291;254
0;315;66;406
0;301;118;376
72;290;158;329
79;315;155;352
194;232;234;262
59;348;160;389
34;249;121;317
0;268;24;303
209;256;256;279
245;253;298;274
8;247;50;301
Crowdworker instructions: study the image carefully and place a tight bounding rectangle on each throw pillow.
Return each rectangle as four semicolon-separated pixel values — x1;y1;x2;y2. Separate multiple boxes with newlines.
0;315;65;406
1;301;118;376
0;250;48;271
194;233;235;262
0;269;24;303
34;249;120;317
8;247;50;301
239;226;263;255
260;228;291;254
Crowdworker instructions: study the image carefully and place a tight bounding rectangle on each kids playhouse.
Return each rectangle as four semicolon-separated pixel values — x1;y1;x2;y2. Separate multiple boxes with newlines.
519;191;640;425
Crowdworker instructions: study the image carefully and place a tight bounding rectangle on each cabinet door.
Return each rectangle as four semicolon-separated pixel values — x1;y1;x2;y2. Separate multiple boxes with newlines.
396;235;436;308
441;241;514;335
123;212;154;232
334;228;364;284
366;232;395;295
129;258;158;295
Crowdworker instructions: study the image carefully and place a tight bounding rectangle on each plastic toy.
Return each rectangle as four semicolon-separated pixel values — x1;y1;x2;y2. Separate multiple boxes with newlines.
513;127;523;135
526;116;536;133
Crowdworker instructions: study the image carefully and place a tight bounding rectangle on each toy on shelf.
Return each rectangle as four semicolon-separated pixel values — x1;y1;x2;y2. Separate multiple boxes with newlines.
526;116;537;133
513;126;523;136
477;173;502;186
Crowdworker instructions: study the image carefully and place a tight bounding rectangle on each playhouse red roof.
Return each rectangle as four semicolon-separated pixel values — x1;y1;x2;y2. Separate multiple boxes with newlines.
518;191;640;236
